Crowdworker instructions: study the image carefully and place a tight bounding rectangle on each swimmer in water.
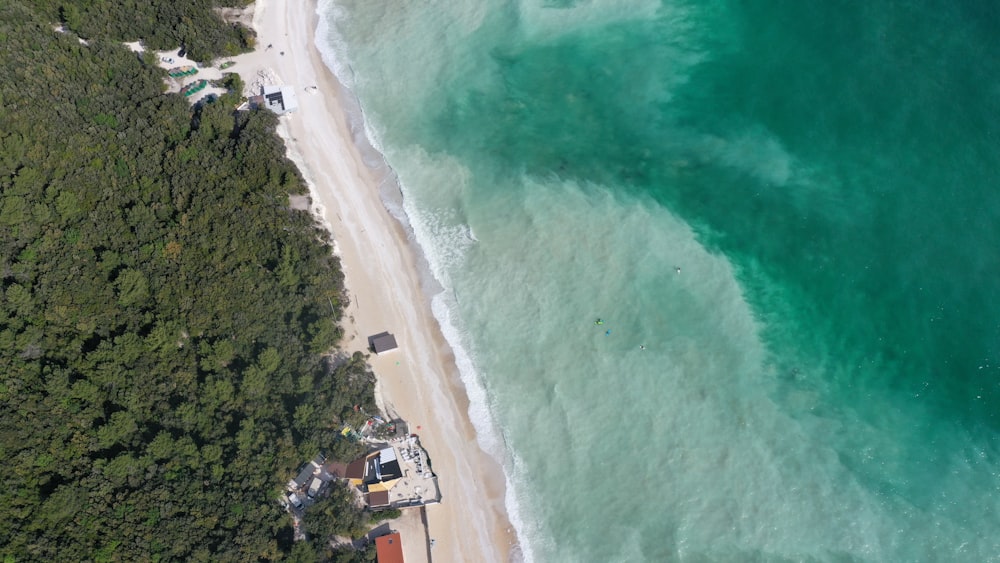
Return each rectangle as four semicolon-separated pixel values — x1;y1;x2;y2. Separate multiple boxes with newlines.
675;266;681;274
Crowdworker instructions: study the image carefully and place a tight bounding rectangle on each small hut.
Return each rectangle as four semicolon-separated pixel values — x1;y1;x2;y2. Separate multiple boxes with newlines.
368;332;398;354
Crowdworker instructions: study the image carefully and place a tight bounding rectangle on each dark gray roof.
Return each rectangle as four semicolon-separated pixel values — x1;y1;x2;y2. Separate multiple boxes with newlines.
359;450;404;484
379;459;403;481
261;85;298;114
369;332;398;354
363;456;380;484
264;90;287;111
294;464;316;487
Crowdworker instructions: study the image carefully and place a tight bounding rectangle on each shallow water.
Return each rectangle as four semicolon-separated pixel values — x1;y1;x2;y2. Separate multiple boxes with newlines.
319;1;1000;560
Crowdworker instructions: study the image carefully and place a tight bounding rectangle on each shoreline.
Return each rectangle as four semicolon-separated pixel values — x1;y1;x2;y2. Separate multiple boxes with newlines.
235;1;518;560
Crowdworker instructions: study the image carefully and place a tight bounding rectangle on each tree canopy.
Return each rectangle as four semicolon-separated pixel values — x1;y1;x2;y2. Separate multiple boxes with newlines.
1;1;377;560
23;0;256;61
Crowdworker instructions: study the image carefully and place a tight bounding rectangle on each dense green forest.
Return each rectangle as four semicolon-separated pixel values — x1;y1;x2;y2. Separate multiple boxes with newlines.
1;1;377;560
23;0;255;61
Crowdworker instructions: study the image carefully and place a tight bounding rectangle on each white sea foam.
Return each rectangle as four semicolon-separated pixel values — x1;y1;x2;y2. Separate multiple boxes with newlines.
425;173;779;561
314;1;1000;560
315;6;537;560
430;291;536;563
391;148;540;563
314;1;356;87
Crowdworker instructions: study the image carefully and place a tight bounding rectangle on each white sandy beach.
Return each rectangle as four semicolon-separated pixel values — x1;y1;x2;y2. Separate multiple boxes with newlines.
189;1;517;561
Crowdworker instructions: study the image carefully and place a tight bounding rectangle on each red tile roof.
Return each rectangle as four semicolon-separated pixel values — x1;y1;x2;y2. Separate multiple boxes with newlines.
375;532;404;563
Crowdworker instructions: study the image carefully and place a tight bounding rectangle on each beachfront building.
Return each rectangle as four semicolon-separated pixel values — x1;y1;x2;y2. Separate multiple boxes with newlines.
375;532;404;563
368;332;398;354
263;84;298;114
344;437;441;510
245;85;298;115
346;447;403;491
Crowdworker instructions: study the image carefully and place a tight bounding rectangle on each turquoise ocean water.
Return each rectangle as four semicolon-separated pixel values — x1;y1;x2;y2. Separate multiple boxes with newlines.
317;1;1000;560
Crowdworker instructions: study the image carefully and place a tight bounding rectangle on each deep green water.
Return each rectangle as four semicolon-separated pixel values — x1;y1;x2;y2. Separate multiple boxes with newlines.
320;1;1000;560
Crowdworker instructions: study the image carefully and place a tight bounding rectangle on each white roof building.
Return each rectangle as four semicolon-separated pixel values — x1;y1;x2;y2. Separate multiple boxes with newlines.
261;84;298;115
307;477;322;498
